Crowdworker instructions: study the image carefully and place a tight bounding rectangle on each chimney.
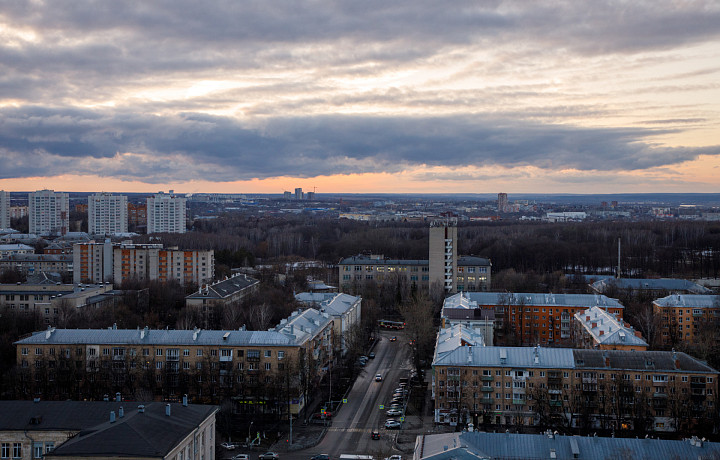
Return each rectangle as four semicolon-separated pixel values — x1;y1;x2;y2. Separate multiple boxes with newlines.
166;404;171;416
110;411;116;423
599;331;604;336
591;322;597;328
586;316;590;322
138;405;145;413
103;394;109;402
115;392;121;402
183;394;188;407
119;406;124;418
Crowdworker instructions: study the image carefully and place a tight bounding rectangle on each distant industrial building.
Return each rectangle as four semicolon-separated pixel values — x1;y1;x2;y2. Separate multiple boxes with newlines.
28;190;69;236
88;192;128;235
146;191;186;234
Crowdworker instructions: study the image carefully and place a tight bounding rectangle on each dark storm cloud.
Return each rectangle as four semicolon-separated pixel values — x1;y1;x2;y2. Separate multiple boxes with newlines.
0;107;717;182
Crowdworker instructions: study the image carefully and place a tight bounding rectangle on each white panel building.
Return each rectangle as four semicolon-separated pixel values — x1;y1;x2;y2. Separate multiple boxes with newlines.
88;192;128;235
146;191;187;234
0;191;9;229
28;190;69;236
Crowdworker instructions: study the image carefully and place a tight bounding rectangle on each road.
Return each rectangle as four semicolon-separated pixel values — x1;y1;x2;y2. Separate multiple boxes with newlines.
301;331;413;459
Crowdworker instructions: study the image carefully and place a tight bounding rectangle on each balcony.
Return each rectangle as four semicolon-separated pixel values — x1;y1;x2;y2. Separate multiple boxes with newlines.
548;389;562;394
550;401;562;407
481;387;494;393
481;375;493;381
653;392;668;399
512;399;525;406
481;397;493;404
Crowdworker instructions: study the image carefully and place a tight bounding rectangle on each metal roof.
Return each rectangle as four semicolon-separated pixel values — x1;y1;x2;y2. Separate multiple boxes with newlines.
14;327;298;347
295;292;361;316
419;431;720;460
433;344;575;369
457;256;491;266
654;294;720;308
434;325;485;359
574;306;648;347
592;277;712;294
447;292;624;309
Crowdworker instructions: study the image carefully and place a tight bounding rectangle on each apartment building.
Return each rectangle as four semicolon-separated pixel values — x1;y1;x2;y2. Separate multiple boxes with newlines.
88;193;128;235
147;192;186;234
440;293;495;346
0;244;34;257
127;202;147;229
450;292;624;346
28;190;69;236
185;274;260;328
0;254;72;276
590;277;712;295
431;336;718;433
0;282;112;325
653;294;720;346
573;306;647;351
15;314;334;414
113;243;214;286
0;191;9;229
0;401;216;460
73;240;114;283
295;292;362;355
339;221;491;295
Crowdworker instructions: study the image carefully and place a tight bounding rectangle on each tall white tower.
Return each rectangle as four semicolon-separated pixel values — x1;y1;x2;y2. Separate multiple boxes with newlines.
88;192;128;235
147;191;187;234
28;189;69;236
429;219;458;294
0;191;9;229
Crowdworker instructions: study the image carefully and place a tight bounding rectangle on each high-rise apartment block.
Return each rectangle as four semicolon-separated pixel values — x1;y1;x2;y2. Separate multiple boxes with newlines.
146;191;186;234
28;190;69;236
294;187;303;200
497;192;508;213
429;220;458;293
88;193;128;235
73;240;114;284
0;191;9;229
113;242;214;286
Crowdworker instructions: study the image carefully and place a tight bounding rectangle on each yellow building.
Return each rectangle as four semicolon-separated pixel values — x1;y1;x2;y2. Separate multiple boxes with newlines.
653;294;720;346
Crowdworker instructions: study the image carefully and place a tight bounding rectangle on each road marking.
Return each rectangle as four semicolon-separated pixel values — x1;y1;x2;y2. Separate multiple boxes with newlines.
326;427;375;433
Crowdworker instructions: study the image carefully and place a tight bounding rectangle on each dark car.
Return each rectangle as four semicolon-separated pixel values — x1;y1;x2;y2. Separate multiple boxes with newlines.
311;455;330;460
371;430;380;440
369;352;376;359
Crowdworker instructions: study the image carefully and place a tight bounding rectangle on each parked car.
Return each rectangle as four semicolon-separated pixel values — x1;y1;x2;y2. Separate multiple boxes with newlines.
371;430;380;440
221;442;237;450
375;373;383;382
311;455;330;460
391;397;404;404
387;456;402;460
259;453;279;460
360;355;369;361
385;419;402;429
232;455;249;460
386;408;402;416
388;403;403;410
369;352;376;359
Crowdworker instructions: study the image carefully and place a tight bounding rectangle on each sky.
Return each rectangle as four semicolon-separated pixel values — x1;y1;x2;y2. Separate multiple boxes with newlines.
1;1;719;194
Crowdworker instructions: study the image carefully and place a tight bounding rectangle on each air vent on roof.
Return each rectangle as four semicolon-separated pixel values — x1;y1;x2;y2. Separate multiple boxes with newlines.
223;332;230;340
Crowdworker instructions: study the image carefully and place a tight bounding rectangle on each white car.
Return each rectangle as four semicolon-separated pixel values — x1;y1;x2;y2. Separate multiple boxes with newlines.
232;455;249;460
375;374;383;382
385;419;402;429
386;408;402;416
221;442;237;450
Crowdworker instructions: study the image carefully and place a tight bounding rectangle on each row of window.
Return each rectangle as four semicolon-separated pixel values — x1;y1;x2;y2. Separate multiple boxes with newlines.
0;441;54;459
21;347;286;359
438;368;713;383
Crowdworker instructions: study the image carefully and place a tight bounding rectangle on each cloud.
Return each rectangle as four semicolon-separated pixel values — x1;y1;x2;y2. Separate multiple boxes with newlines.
0;106;717;182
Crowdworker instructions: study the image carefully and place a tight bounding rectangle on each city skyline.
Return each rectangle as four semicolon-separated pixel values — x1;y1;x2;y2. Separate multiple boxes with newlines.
1;1;719;194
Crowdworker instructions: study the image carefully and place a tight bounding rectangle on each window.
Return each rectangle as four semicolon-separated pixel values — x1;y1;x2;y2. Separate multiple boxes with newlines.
2;443;9;459
197;349;203;357
12;443;21;459
265;350;272;358
183;349;190;356
238;362;244;370
33;443;43;459
21;348;28;355
265;363;271;371
196;362;202;370
156;349;163;356
44;443;53;454
278;351;285;359
183;362;190;370
35;348;43;355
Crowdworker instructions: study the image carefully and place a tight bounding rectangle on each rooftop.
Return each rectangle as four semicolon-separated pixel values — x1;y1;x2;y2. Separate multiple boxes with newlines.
418;431;720;460
574;306;647;347
654;294;720;308
434;325;485;360
186;273;259;299
591;277;712;295
295;292;361;316
445;292;624;309
338;254;429;265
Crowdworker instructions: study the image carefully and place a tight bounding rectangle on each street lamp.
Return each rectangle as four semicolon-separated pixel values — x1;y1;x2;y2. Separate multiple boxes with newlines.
248;421;254;443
